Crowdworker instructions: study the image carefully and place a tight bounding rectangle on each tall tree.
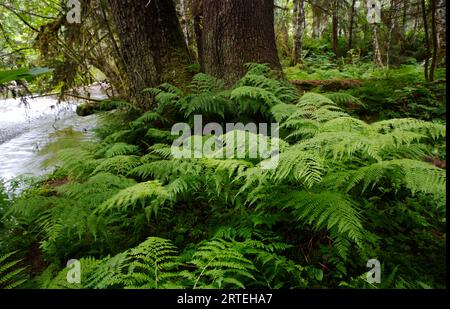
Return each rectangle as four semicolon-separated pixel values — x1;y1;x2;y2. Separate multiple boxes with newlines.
421;0;431;81
108;0;191;108
347;0;357;52
429;0;438;81
191;0;204;70
292;0;305;64
331;0;339;58
202;0;282;85
435;0;446;66
311;0;328;39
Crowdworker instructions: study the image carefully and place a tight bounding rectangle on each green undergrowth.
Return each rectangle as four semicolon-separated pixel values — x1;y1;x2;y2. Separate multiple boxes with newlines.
285;59;446;122
0;64;446;289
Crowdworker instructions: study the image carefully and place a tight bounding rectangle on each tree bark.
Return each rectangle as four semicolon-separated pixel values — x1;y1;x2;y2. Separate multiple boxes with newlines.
202;0;282;85
108;0;191;108
332;1;339;58
429;0;438;81
434;0;446;67
371;24;383;66
292;0;305;64
347;0;357;52
192;0;204;70
421;0;430;81
312;0;324;39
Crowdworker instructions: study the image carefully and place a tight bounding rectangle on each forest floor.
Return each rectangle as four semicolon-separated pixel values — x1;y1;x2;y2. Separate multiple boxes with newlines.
284;62;446;123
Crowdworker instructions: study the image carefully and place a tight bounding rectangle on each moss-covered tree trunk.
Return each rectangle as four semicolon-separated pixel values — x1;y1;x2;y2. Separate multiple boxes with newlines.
293;0;305;65
202;0;282;85
108;0;191;108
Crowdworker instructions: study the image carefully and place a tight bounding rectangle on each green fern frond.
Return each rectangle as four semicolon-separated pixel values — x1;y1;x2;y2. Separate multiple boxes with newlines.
125;237;189;289
191;238;256;289
266;146;324;188
85;253;129;289
371;118;446;140
0;251;28;289
148;144;174;159
129;160;202;183
283;191;364;250
100;143;140;158
182;92;232;118
231;86;283;115
99;181;169;218
189;73;225;93
92;155;142;176
103;130;133;144
130;112;170;129
270;103;300;123
345;159;446;196
324;92;363;107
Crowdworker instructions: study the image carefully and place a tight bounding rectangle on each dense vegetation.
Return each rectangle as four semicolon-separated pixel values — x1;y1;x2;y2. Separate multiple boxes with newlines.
0;65;446;289
0;0;446;291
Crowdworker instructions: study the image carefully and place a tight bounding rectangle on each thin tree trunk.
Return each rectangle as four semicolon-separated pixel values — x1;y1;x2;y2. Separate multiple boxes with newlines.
435;0;446;66
430;0;438;81
347;0;357;52
202;0;282;85
312;0;323;39
178;0;191;48
385;0;397;69
402;0;408;37
371;24;383;66
293;0;305;64
421;0;430;81
192;0;204;70
332;1;339;59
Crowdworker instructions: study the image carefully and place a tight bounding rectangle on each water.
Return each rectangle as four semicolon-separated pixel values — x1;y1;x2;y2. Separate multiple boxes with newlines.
0;96;98;182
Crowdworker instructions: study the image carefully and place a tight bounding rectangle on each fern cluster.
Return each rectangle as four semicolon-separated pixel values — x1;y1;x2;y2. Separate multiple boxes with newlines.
1;65;446;289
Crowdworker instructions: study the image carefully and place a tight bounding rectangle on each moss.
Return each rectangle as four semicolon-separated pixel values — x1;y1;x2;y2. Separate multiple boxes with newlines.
76;99;121;116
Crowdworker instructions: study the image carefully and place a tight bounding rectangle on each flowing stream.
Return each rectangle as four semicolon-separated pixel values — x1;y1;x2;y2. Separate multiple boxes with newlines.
0;96;98;183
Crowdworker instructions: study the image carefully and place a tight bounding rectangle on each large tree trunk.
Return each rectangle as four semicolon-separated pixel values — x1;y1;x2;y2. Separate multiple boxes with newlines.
292;0;305;64
202;0;282;85
108;0;191;108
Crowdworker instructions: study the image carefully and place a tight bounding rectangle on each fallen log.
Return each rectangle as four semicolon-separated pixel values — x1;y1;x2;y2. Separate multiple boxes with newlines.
291;79;362;91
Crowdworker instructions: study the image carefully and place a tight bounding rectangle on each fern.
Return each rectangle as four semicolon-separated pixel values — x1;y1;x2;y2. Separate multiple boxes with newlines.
182;92;232;118
124;237;191;289
101;143;141;158
191;238;256;289
282;191;364;254
84;238;191;289
189;73;225;94
324;92;363;107
343;159;446;197
84;253;129;289
130;112;170;129
99;181;169;219
231;86;283;115
92;155;142;176
0;251;28;289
